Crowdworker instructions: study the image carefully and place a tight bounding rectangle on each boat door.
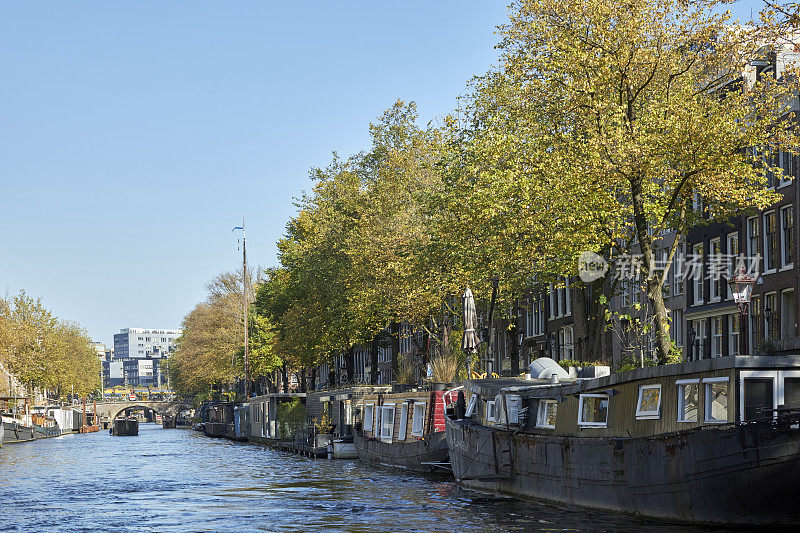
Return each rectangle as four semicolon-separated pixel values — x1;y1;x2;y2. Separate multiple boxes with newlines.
739;370;800;421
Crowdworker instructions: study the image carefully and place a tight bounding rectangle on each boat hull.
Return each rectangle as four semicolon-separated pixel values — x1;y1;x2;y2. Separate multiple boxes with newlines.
354;431;449;472
111;419;139;436
1;421;35;443
446;415;800;525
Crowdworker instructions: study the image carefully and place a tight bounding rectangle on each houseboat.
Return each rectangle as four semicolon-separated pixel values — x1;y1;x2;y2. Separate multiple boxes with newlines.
446;356;800;525
354;388;452;472
306;386;391;458
110;416;139;436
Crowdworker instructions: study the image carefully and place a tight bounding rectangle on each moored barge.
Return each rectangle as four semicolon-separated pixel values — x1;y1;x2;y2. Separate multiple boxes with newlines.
446;356;800;525
354;388;452;472
110;416;139;436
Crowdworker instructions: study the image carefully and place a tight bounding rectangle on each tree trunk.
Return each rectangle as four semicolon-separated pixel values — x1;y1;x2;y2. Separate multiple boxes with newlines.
300;366;307;393
281;362;289;392
390;322;400;383
631;177;672;364
345;346;354;384
572;281;590;362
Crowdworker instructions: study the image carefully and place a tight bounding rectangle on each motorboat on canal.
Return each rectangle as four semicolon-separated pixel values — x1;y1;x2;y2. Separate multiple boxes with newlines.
110;416;139;436
445;356;800;525
354;388;453;472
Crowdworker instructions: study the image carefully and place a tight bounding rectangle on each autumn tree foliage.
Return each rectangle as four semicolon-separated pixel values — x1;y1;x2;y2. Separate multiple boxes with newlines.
169;269;278;401
0;290;100;399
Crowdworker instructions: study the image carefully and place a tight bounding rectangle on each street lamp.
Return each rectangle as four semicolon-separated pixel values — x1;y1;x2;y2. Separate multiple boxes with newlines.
688;326;697;361
727;265;757;356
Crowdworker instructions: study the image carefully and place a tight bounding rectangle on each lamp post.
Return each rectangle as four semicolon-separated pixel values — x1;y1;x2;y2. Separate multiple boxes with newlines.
727;265;757;357
688;326;697;361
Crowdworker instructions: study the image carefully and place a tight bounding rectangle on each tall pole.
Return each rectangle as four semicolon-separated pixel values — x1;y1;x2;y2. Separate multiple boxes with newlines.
233;220;249;400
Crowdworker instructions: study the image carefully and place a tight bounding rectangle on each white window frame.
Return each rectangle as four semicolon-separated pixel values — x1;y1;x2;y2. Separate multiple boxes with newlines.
728;314;739;357
577;393;609;428
737;370;800;422
709;237;722;302
635;384;662;420
703;377;729;423
380;403;395;442
781;205;794;269
363;403;375;434
711;316;723;358
397;403;409;440
677;379;700;423
504;394;523;425
692;242;704;305
465;395;477;418
536;400;558;429
764;210;777;273
485;400;497;423
672;243;685;296
410;402;426;437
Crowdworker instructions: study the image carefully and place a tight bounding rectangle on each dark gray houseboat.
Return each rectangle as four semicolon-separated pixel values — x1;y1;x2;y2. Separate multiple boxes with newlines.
446;356;800;525
110;416;138;436
355;389;451;472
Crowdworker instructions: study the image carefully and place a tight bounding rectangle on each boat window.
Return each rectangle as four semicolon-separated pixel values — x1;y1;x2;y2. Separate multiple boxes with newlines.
465;395;478;418
578;394;609;427
677;380;699;422
504;395;523;425
397;403;409;440
364;404;375;434
411;402;426;437
485;400;497;423
703;378;729;423
636;385;662;420
743;377;774;421
536;400;558;429
785;377;800;409
380;404;395;442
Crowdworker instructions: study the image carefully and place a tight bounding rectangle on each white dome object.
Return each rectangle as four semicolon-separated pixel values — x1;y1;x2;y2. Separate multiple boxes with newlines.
529;357;570;382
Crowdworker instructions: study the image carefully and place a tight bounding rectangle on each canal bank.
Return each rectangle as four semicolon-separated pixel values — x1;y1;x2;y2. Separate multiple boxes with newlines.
0;422;720;532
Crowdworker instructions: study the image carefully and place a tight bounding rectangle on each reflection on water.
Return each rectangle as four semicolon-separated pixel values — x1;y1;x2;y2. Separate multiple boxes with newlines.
0;424;723;532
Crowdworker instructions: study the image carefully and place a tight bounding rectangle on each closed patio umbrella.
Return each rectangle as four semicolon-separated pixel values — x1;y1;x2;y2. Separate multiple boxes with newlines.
462;287;480;377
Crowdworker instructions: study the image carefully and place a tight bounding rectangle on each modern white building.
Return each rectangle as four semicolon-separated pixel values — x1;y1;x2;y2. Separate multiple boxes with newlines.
113;327;181;360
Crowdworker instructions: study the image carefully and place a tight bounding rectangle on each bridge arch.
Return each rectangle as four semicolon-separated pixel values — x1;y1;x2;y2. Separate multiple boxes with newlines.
93;401;192;421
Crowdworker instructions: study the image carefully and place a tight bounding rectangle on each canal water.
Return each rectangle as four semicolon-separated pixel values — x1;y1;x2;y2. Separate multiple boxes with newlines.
1;424;727;532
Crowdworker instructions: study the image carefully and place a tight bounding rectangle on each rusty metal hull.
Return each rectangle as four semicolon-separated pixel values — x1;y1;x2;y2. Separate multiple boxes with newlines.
354;432;449;473
446;416;800;525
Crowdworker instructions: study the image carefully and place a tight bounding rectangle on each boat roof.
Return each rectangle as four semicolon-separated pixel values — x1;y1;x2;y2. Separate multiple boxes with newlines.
466;355;800;397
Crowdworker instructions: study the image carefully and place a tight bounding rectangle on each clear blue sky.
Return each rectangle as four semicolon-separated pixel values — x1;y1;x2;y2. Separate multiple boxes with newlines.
0;1;760;346
0;2;509;346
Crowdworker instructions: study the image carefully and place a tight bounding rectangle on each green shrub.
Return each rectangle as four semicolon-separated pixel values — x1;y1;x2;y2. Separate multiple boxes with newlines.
276;397;306;440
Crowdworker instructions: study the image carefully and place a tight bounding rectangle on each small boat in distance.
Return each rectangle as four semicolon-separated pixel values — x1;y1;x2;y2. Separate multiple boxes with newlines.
110;416;139;436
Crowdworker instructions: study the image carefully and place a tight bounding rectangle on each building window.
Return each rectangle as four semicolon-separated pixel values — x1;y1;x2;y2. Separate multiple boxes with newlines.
765;211;777;272
750;295;761;354
692;243;704;305
726;232;739;299
703;378;729;423
578;394;609;428
671;309;683;348
781;205;793;268
691;319;706;360
747;216;759;264
778;150;794;187
781;289;795;340
536;400;558;429
709;237;721;301
711;316;723;358
636;385;662;419
728;314;740;356
672;243;684;296
677;380;700;422
559;326;574;361
765;292;777;340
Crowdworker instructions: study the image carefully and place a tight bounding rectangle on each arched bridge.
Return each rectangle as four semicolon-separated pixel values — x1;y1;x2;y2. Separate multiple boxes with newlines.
92;401;192;420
